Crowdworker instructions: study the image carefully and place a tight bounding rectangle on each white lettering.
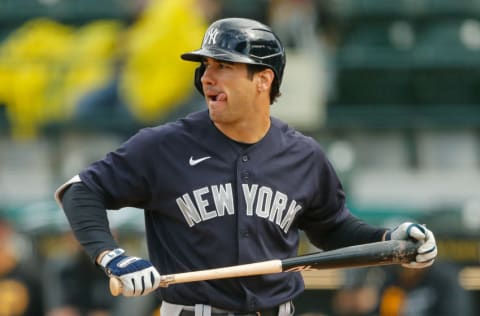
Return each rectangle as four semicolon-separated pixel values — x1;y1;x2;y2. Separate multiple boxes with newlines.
176;194;201;227
243;184;258;216
177;183;302;232
280;200;302;233
206;27;219;45
256;186;273;218
193;187;216;221
269;191;288;224
211;183;234;216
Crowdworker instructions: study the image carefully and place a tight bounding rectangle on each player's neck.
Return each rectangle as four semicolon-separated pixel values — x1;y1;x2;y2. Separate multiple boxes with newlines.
215;116;271;144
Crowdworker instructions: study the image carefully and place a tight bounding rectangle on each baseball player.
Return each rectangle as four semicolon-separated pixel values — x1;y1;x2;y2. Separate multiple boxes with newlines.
54;18;437;316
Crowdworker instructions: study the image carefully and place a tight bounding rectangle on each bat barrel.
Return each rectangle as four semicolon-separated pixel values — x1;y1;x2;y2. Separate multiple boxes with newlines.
282;240;418;271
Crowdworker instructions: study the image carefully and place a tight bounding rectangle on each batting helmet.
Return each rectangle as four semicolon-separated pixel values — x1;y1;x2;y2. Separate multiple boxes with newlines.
181;18;286;96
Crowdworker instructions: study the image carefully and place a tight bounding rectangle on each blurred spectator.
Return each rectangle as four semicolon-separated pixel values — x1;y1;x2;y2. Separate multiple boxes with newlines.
73;45;138;133
116;0;211;123
0;0;213;139
62;20;126;122
0;18;123;139
0;210;44;316
332;262;473;316
0;18;74;139
74;0;218;128
377;262;473;316
332;268;382;316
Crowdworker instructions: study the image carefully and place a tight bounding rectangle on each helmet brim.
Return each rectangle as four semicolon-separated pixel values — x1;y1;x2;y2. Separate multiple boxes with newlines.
181;47;258;65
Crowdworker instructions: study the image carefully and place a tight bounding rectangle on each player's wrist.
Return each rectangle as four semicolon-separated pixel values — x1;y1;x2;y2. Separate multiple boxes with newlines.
96;250;110;265
98;248;125;268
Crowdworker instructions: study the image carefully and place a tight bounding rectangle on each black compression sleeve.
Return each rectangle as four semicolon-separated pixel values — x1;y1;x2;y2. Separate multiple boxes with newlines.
61;182;119;263
308;214;386;251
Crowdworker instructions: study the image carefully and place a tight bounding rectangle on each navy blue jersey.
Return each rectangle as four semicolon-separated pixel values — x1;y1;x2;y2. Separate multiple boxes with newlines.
79;109;350;311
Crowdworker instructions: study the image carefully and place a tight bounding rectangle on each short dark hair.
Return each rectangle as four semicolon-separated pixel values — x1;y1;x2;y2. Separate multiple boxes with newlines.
246;64;281;104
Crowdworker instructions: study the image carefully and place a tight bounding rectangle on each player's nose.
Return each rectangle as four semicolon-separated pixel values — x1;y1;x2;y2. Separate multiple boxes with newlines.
200;66;216;86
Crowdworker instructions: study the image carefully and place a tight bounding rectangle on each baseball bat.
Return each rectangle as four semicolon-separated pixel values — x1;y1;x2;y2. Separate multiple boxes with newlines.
110;239;418;296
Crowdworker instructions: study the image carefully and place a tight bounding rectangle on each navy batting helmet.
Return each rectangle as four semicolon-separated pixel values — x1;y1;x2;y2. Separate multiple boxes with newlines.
181;18;286;96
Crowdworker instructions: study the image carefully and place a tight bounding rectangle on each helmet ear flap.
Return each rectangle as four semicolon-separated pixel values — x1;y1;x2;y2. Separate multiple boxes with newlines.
194;65;205;95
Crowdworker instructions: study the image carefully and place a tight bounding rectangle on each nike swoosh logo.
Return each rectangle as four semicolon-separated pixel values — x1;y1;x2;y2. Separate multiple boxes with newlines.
189;156;211;166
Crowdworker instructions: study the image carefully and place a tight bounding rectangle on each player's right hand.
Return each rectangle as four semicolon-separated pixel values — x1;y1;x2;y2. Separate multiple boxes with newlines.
99;248;161;296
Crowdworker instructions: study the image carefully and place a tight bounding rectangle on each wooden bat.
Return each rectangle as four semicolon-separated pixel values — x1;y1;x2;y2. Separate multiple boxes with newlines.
110;239;418;296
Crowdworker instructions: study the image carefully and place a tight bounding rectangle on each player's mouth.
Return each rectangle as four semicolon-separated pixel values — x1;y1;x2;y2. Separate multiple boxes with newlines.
205;90;227;105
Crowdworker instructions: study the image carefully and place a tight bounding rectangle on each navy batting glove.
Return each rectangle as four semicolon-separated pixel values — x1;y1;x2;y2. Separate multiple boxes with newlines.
386;222;437;269
99;248;161;296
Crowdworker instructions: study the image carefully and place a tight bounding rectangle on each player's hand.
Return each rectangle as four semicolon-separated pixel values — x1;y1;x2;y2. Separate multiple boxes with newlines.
99;248;161;296
386;222;437;269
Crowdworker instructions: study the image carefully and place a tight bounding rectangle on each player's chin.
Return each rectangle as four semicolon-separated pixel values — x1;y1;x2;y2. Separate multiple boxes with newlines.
207;99;227;109
207;102;228;120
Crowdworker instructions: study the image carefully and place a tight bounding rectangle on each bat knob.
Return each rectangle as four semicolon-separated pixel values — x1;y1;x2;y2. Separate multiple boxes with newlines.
109;277;123;296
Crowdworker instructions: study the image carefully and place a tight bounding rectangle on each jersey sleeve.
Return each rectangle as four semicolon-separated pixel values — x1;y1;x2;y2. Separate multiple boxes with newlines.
79;128;157;210
296;143;353;249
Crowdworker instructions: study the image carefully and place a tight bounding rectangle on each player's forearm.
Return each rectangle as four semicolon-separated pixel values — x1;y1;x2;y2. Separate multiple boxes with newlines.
309;214;386;250
61;182;118;263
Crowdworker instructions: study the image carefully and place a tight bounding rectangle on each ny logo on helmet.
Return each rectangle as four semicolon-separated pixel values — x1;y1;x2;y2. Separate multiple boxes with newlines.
206;27;219;45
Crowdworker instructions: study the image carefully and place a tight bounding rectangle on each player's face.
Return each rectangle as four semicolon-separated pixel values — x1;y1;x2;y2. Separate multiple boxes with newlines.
200;58;259;125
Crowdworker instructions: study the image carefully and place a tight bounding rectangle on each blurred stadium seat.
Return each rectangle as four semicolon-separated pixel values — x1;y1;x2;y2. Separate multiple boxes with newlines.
328;0;480;128
0;0;136;22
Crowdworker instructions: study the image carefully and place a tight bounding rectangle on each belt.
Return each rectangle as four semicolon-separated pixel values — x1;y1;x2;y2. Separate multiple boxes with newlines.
179;308;278;316
161;300;291;316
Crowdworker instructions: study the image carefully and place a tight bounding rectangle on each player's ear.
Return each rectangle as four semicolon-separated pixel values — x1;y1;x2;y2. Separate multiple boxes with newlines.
256;68;274;93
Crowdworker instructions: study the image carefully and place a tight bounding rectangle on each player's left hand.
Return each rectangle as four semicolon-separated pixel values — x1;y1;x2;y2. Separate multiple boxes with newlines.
386;222;437;269
99;248;161;296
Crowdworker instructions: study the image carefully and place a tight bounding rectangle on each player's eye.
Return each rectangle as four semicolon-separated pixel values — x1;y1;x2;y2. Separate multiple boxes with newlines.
219;62;233;69
202;60;232;71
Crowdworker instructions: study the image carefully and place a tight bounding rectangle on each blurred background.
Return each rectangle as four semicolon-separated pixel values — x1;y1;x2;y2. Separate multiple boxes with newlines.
0;0;479;315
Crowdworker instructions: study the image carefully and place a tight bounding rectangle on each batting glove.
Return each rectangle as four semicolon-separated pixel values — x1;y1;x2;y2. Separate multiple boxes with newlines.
385;222;437;269
99;248;161;296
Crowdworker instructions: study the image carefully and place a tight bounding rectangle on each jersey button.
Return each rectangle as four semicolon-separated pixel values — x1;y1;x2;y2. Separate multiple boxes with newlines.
242;155;249;162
